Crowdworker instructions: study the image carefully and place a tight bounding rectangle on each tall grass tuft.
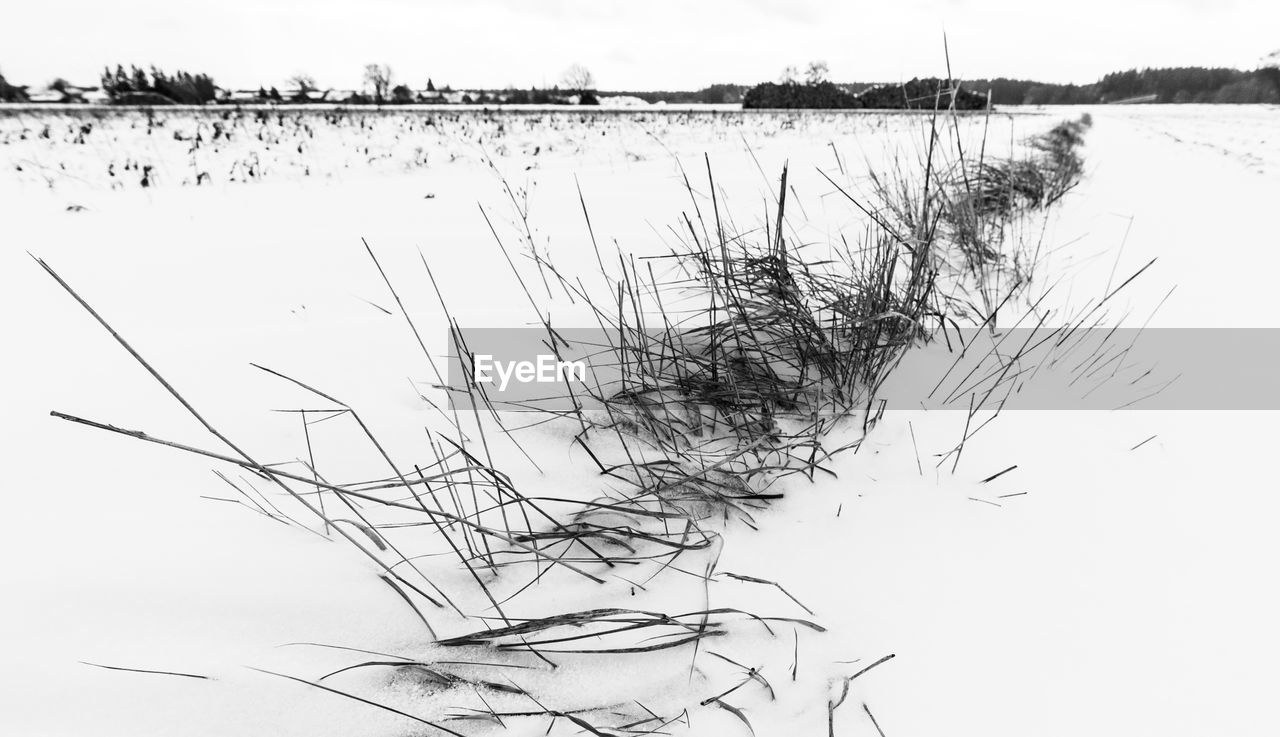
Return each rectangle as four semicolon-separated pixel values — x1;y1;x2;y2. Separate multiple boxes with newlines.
41;102;1101;734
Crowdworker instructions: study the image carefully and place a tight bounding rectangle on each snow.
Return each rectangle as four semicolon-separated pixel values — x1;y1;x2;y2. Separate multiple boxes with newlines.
597;95;650;108
2;104;1278;735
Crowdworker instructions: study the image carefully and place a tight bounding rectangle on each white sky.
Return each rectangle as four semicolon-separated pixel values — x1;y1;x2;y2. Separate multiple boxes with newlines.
2;0;1276;91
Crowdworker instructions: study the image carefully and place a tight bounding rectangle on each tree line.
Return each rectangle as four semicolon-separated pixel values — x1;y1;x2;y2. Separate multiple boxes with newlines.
971;67;1280;105
743;62;988;109
741;61;1280;108
100;65;218;104
0;62;603;105
3;61;1279;106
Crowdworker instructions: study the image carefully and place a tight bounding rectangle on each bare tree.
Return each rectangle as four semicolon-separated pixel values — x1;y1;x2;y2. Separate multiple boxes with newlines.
288;73;317;93
779;65;800;84
1261;49;1280;94
561;63;596;91
363;63;393;102
804;60;829;85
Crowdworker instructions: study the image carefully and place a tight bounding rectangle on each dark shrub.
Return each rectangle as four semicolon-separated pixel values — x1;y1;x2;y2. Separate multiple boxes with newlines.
742;81;861;109
857;78;988;110
0;72;28;102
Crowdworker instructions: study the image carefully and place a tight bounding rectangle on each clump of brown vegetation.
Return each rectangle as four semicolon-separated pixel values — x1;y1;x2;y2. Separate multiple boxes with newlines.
40;104;1102;735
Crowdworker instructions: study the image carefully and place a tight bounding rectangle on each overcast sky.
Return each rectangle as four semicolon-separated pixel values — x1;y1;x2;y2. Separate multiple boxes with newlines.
2;0;1275;91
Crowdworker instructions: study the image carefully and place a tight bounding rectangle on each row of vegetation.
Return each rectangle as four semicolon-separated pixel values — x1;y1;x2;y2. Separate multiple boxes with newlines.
743;78;989;109
971;66;1280;105
743;59;1280;109
742;61;989;109
0;62;604;106
99;65;218;105
42;106;1122;734
5;56;1280;107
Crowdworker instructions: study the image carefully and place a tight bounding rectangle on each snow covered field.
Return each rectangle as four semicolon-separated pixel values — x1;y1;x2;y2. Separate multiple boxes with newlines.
2;104;1278;736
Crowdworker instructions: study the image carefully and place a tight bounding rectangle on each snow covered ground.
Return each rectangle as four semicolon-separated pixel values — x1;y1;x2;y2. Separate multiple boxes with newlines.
2;104;1278;736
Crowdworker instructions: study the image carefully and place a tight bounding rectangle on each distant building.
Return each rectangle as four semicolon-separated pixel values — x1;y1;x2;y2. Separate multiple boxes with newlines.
27;89;65;103
24;83;101;103
225;89;262;103
599;95;649;107
280;88;352;103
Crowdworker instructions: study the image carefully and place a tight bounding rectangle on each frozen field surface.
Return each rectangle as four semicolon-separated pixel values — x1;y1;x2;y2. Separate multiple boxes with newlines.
2;105;1278;736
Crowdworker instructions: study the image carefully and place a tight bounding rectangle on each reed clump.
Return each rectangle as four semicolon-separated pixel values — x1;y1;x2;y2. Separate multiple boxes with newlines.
41;106;1100;735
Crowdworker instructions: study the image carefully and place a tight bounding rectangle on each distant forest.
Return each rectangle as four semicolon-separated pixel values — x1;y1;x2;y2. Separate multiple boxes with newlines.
969;67;1280;104
741;66;1280;108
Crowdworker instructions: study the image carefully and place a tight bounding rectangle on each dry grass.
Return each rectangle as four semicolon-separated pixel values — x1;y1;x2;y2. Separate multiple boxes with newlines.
39;98;1105;734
